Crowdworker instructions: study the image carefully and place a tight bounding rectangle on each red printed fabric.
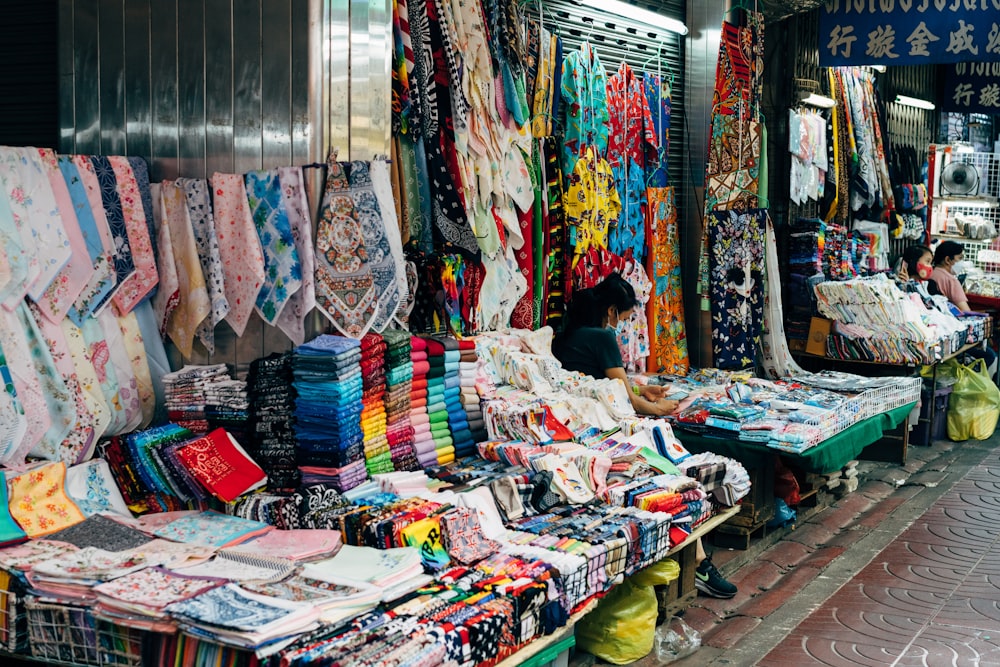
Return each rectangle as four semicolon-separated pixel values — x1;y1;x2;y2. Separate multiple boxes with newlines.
605;62;656;169
175;428;266;503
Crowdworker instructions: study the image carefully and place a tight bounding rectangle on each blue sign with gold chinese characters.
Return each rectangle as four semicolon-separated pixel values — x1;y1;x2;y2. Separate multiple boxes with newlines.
819;0;1000;66
942;62;1000;114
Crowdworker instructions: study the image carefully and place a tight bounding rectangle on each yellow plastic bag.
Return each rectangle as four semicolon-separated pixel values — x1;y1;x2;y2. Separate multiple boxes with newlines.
576;580;658;664
630;558;681;587
947;358;1000;441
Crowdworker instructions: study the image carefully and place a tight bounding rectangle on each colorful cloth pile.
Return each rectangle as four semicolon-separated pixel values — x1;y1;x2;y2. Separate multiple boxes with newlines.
291;336;366;492
424;339;457;466
382;329;418;471
246;353;299;491
360;333;392;475
162;364;231;434
410;336;436;468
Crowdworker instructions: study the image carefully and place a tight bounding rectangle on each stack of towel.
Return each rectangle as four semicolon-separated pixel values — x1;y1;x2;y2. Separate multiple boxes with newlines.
424;339;456;466
439;338;475;459
163;364;231;434
291;335;366;492
246;353;299;491
360;333;392;475
409;337;436;468
459;339;487;445
382;330;418;471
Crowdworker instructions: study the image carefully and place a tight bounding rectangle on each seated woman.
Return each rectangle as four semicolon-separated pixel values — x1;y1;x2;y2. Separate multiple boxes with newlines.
930;240;970;311
553;273;738;599
929;240;997;377
895;244;934;284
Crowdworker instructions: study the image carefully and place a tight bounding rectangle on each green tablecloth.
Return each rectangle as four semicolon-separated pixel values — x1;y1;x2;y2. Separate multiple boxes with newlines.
675;402;917;474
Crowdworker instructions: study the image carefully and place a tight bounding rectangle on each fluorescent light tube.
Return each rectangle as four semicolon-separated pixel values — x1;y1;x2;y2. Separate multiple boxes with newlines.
576;0;689;35
799;93;836;109
895;95;935;110
941;199;993;208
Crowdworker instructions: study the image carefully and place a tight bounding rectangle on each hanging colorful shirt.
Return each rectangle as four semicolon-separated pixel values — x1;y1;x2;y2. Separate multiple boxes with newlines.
560;43;609;179
563;147;620;263
605;62;655;169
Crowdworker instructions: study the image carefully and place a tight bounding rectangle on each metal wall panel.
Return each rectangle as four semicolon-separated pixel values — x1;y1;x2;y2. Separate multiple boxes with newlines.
60;0;392;372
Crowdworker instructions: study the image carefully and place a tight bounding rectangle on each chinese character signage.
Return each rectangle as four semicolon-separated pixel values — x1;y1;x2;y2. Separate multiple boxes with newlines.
943;62;1000;113
820;0;1000;66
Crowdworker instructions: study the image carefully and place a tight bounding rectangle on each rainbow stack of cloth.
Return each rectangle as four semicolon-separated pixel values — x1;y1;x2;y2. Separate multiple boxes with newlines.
360;333;392;475
410;336;436;468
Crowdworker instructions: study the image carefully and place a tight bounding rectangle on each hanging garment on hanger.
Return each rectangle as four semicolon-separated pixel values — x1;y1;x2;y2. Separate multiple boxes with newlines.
274;166;316;346
0;149;42;305
617;257;652;373
31;148;91;322
345;160;402;333
560;42;609;179
15;303;75;463
61;156;116;325
126;157;159;262
117;310;156;430
371;158;410;322
314;154;378;338
760;215;805;380
708;208;766;370
178;178;230;355
0;336;27;466
61;317;111;447
108;156;158;316
11;148;73;302
643;72;671;188
606;62;655;170
564;147;620;263
647;187;688;375
28;302;97;464
90;156;138;307
209;173;266;337
0;305;54;462
244;169;303;329
158;180;211;359
0;182;28;308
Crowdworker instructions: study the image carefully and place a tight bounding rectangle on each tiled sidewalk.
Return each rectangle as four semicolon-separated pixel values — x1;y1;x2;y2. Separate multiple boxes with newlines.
586;436;1000;667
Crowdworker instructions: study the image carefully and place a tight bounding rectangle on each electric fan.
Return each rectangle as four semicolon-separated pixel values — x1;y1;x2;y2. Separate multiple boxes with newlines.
940;161;981;197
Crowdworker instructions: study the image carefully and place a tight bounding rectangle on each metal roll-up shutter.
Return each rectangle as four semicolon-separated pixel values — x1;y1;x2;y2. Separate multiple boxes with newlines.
538;0;687;217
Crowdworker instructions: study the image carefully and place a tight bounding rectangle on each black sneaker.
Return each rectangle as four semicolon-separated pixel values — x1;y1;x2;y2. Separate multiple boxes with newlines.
695;557;737;599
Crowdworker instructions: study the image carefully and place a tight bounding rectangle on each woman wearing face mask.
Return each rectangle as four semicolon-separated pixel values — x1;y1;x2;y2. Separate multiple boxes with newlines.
896;244;935;285
552;273;677;416
552;273;739;599
930;240;971;312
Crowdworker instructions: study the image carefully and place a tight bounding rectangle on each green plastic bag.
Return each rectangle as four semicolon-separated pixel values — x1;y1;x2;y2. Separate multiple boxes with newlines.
576;580;658;664
947;358;1000;441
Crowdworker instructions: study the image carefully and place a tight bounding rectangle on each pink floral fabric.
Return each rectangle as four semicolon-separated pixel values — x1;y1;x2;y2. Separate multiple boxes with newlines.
210;173;266;337
108;157;158;315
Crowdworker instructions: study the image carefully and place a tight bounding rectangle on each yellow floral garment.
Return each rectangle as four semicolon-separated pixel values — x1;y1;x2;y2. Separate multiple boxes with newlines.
563;147;620;264
8;462;86;538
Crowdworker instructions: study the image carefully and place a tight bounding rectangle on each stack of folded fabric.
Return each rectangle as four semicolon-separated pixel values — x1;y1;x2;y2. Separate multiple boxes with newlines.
302;544;431;603
360;333;392;475
459;339;487;444
247;353;300;491
424;338;456;466
292;335;366;492
441;338;476;458
409;337;436;468
163;364;231;434
243;574;382;627
382;329;418;471
94;566;225;624
204;378;251;447
165;584;321;654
